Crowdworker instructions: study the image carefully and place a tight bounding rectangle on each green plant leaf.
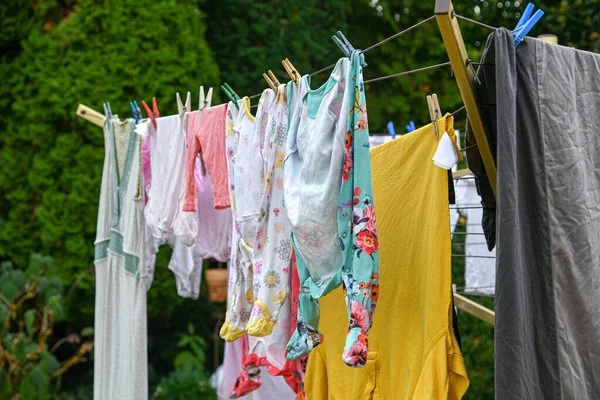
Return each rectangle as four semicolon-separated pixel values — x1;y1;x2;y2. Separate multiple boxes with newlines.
2;334;12;351
24;309;35;335
30;365;48;392
11;269;26;293
0;372;11;399
81;326;94;337
0;303;8;325
46;294;64;321
173;350;198;372
19;377;35;400
13;334;27;361
0;280;18;303
40;351;60;376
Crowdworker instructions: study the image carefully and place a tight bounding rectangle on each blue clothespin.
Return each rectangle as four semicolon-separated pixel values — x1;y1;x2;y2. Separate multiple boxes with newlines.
387;121;397;139
405;120;416;133
513;3;544;48
332;31;355;57
130;101;142;124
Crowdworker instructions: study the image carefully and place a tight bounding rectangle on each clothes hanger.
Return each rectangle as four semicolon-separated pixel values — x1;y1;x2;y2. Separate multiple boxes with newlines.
221;83;241;110
513;3;544;48
281;58;300;86
427;94;442;138
141;97;160;129
176;91;192;117
198;86;213;128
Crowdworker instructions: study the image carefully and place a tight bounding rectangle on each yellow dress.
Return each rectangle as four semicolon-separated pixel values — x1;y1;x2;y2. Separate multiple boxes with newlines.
304;114;469;399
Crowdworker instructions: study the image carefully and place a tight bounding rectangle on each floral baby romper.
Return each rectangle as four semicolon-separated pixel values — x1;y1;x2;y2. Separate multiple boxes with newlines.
221;88;292;342
284;51;380;368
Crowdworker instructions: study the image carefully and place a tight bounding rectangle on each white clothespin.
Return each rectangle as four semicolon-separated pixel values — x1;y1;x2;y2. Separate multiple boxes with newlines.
176;91;192;117
198;86;213;128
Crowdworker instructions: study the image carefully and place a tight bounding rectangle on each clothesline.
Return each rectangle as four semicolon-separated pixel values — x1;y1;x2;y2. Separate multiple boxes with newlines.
452;254;496;259
246;12;495;105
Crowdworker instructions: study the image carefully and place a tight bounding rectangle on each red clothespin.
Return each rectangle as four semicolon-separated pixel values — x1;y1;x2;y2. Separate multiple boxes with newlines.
141;97;160;129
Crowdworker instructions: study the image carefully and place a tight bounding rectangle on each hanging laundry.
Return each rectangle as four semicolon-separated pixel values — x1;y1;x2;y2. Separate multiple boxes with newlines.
94;117;148;400
453;178;496;296
138;115;196;242
183;105;231;211
304;115;469;399
143;227;203;299
464;32;497;251
368;135;391;147
228;253;304;399
285;51;379;368
220;86;304;399
137;116;202;299
221;87;293;341
495;28;600;399
217;338;296;400
142;136;151;204
192;159;232;262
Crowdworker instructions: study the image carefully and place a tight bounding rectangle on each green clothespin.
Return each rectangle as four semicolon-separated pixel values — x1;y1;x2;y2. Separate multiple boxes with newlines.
221;83;241;109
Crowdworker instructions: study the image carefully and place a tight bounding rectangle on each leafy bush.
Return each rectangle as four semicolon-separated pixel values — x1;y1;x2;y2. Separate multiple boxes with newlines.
0;254;93;400
0;0;221;322
152;324;215;400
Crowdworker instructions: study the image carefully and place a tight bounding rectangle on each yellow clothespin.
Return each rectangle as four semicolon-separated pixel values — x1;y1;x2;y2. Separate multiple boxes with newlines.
76;104;106;128
427;94;442;138
263;70;280;91
281;58;300;86
263;72;277;91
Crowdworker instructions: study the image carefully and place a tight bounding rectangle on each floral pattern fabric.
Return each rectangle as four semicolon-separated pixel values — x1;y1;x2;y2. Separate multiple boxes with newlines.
339;52;380;367
220;87;293;366
284;52;379;368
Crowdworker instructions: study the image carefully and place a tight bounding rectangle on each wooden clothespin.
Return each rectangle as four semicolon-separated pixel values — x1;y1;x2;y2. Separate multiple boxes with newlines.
176;91;192;117
198;86;213;128
141;97;160;129
427;94;442;138
221;83;240;110
76;104;106;128
263;70;280;92
281;58;300;86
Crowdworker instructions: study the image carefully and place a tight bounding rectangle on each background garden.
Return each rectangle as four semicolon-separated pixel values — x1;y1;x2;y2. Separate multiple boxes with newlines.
1;0;598;398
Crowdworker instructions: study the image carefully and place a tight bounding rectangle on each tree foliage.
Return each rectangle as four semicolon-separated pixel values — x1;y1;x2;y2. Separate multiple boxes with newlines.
0;0;220;311
0;254;93;400
200;0;349;99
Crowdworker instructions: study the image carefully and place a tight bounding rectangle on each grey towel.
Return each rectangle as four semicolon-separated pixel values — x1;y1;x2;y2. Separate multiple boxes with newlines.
495;28;600;399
